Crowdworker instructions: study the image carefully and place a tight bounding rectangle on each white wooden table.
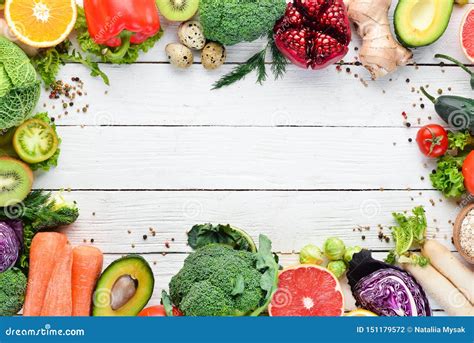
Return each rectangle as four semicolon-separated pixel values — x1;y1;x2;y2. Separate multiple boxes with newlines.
36;4;473;315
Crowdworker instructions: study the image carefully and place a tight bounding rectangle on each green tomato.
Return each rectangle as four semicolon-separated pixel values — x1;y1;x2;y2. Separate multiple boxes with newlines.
327;260;347;278
299;244;324;265
344;246;362;263
323;237;346;261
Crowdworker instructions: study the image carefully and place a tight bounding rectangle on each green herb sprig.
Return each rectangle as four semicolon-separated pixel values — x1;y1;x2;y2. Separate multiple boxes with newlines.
212;32;288;90
0;190;79;271
31;40;109;86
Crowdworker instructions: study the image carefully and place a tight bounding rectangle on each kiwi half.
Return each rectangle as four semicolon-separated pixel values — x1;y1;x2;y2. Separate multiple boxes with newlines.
156;0;199;21
0;157;33;207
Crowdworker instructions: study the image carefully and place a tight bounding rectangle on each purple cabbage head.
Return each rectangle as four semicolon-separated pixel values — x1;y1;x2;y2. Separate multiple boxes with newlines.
348;250;431;317
0;221;23;273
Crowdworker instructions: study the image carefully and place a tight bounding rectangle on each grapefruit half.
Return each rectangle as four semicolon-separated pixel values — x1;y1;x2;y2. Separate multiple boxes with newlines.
268;265;344;316
460;7;474;63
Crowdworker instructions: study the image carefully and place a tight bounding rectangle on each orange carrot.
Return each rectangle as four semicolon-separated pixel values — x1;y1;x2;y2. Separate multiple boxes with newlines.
23;232;68;316
72;246;103;316
40;244;73;316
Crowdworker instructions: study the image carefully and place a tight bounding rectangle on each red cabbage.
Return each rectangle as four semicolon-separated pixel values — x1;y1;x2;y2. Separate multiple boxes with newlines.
0;221;23;272
348;250;431;316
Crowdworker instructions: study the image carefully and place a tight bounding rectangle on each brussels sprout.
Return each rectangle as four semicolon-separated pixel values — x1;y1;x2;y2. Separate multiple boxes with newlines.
299;244;324;265
327;260;347;278
344;246;362;263
323;237;346;261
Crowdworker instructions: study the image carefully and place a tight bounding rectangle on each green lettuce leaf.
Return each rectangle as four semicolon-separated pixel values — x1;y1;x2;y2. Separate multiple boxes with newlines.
430;155;466;198
448;131;473;151
31;40;109;86
386;206;427;267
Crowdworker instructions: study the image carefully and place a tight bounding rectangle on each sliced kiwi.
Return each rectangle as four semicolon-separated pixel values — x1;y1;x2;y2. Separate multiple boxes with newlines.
0;157;33;207
156;0;199;21
13;119;59;164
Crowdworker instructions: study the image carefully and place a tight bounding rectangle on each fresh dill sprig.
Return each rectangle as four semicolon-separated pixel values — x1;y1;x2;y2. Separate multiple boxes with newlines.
269;33;288;80
212;32;288;90
212;48;267;90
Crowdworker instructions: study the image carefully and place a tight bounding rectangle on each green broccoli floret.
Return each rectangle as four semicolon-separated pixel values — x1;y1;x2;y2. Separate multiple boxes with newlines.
169;236;278;316
0;268;27;316
199;0;287;46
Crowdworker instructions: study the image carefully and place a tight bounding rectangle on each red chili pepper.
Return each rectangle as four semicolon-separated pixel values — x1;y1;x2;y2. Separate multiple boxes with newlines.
84;0;160;59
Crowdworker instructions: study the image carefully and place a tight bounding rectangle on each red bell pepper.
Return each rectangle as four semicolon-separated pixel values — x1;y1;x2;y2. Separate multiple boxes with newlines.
84;0;160;59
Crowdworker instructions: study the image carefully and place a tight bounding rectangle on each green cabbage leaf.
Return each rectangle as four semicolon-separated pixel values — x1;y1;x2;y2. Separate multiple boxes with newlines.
0;37;40;130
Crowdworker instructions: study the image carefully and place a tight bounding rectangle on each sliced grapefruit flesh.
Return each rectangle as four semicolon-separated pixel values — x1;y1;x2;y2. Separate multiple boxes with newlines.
5;0;77;48
460;6;474;63
268;265;344;317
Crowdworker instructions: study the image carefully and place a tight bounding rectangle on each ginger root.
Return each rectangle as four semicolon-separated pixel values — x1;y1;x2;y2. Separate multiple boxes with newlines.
345;0;412;79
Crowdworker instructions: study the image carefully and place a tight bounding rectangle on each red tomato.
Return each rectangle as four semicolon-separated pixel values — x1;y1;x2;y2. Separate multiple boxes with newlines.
416;124;449;158
462;151;474;194
138;305;183;317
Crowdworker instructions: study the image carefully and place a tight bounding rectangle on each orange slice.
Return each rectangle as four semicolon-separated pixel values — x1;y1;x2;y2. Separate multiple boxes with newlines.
5;0;77;48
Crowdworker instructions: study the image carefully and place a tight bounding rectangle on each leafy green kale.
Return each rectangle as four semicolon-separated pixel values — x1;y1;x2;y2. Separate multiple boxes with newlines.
187;223;257;252
386;206;428;267
430;155;466;198
0;268;27;316
200;0;287;46
31;39;109;86
75;7;163;64
0;190;79;270
169;235;278;316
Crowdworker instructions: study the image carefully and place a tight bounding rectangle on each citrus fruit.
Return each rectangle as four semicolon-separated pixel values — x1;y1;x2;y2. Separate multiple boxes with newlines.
5;0;77;48
345;309;378;317
460;7;474;62
268;265;344;316
13;119;59;164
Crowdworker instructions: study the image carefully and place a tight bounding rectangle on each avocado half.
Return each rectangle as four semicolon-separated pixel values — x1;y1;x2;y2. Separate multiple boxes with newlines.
93;255;154;316
394;0;454;47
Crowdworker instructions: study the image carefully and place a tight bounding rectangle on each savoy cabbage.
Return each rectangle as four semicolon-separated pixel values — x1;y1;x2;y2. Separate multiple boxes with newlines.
0;37;40;130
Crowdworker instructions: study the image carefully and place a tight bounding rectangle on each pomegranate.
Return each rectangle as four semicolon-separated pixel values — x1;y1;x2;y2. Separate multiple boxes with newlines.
274;0;351;70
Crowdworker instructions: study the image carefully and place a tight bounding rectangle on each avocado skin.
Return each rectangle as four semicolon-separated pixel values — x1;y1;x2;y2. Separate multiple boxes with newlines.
394;0;454;48
92;255;154;316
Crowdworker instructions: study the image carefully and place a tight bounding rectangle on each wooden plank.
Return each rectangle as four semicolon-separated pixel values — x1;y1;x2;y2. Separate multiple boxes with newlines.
36;126;443;190
58;190;458;254
98;252;457;312
40;63;471;127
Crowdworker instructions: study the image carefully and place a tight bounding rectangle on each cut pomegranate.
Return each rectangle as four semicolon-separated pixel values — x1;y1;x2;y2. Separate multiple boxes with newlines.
274;0;351;70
